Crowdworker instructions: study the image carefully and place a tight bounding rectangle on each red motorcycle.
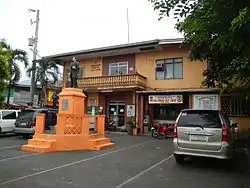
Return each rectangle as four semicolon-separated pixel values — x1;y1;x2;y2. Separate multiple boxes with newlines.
151;123;169;139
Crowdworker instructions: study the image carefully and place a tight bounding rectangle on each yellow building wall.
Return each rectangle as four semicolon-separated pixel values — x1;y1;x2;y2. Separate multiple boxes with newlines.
63;58;102;78
78;58;102;77
135;45;207;90
229;117;250;131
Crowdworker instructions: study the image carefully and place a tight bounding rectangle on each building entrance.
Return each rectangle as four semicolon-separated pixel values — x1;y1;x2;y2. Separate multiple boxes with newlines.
108;102;125;127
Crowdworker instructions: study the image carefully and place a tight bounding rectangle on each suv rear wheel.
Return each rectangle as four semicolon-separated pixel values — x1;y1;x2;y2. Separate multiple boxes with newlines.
174;154;185;164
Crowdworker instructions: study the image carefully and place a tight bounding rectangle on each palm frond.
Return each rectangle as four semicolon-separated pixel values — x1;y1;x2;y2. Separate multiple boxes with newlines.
13;49;29;68
32;57;60;86
47;71;58;84
26;67;34;77
11;62;21;83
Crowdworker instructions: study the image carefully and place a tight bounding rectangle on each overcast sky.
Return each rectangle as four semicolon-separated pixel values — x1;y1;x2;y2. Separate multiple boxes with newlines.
0;0;182;81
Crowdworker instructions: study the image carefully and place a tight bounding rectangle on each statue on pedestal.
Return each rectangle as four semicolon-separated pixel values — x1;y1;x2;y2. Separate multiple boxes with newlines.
69;57;80;88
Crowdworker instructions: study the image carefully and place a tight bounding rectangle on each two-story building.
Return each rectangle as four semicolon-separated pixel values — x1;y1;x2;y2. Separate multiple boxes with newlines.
46;38;250;134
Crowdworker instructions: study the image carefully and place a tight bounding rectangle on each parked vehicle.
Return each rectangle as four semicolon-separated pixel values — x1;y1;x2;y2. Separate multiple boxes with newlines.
0;109;20;133
173;109;239;164
14;108;57;138
151;124;169;138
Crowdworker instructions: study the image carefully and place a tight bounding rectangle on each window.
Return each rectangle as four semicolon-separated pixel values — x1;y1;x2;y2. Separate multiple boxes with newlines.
155;58;183;80
177;110;221;128
2;111;17;120
153;105;177;120
109;62;128;76
221;96;250;117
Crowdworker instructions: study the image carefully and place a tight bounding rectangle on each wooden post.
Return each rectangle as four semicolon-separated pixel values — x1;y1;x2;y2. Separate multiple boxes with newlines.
35;113;45;134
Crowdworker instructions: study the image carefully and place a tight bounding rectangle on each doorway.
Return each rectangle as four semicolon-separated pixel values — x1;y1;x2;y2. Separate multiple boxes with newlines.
108;102;125;127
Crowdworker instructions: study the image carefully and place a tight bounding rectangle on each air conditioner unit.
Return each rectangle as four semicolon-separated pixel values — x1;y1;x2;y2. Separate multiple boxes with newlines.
155;63;164;71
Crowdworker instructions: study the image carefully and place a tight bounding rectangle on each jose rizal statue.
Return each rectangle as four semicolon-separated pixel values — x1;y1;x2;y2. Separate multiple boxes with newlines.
69;56;80;88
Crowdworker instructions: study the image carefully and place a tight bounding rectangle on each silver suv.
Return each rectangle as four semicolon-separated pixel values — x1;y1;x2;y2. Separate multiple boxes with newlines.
173;109;239;164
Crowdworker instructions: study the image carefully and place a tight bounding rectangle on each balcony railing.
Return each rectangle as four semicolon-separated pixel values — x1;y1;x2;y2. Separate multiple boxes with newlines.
75;73;147;91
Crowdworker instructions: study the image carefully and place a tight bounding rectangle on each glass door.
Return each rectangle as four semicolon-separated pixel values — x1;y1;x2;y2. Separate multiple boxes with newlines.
108;102;125;127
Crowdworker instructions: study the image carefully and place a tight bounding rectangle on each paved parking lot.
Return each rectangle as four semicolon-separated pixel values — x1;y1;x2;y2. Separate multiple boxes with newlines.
0;133;250;188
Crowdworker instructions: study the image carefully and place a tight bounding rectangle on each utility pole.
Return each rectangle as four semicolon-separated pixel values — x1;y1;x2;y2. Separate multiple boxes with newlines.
126;8;130;43
29;9;40;105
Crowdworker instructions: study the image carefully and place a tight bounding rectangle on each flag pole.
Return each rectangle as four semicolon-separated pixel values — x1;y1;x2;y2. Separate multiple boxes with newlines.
126;8;130;43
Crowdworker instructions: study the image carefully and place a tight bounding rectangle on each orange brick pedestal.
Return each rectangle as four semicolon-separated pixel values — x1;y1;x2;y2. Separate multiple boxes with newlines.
22;88;115;153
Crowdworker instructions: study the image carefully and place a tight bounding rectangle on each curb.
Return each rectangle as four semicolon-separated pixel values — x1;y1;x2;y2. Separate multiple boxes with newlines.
105;131;128;135
105;131;152;136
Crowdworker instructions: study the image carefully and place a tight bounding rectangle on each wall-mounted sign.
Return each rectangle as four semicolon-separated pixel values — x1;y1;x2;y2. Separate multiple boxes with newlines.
148;95;183;104
62;99;68;110
127;105;135;117
90;64;101;71
87;99;97;107
193;94;219;110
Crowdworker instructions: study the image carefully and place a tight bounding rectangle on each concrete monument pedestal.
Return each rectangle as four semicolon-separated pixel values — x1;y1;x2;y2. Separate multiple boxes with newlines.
22;88;115;153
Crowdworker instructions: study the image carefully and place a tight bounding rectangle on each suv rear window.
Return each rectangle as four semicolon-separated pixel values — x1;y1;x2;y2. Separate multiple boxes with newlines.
17;109;35;121
177;110;222;128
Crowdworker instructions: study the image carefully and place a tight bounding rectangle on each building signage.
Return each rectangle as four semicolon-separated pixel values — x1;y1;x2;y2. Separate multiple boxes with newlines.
148;95;183;104
127;105;135;117
87;99;97;107
193;94;219;110
90;64;101;71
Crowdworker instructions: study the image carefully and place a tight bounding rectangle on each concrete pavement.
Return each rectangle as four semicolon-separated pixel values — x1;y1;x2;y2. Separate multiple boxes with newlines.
0;133;249;188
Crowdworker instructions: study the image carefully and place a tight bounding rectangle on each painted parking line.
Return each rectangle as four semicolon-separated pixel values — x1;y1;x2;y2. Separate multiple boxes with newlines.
115;154;174;188
0;139;153;186
0;153;40;162
0;145;20;150
0;135;125;163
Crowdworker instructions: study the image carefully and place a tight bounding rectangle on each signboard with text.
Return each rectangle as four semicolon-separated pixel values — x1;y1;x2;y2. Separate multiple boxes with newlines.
193;94;219;110
148;95;183;104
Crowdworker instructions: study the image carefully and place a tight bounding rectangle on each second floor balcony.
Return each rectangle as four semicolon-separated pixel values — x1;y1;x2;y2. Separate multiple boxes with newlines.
74;73;147;91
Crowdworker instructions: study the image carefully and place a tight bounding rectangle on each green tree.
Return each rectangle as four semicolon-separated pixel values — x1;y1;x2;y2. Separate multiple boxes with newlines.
149;0;250;97
1;42;29;106
26;58;60;107
0;42;10;107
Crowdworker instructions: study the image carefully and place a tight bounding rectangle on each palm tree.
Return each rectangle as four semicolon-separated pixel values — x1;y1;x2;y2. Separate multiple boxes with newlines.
26;58;60;107
0;42;11;107
0;41;29;107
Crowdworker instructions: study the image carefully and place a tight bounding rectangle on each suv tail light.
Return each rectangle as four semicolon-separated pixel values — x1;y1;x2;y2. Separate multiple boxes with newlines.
173;123;178;138
27;121;36;126
222;123;229;142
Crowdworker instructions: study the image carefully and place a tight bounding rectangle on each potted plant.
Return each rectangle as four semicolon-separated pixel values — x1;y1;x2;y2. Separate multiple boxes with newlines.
126;117;137;135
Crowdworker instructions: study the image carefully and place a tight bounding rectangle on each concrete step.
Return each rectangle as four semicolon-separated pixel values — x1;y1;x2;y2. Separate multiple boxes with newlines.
22;144;52;153
28;139;56;147
88;133;104;139
89;138;111;146
33;134;56;140
93;143;115;151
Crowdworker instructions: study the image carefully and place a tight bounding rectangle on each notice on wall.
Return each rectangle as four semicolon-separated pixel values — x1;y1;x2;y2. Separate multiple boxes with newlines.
127;105;135;117
87;99;97;107
62;99;68;110
90;64;101;71
193;94;219;110
148;95;183;104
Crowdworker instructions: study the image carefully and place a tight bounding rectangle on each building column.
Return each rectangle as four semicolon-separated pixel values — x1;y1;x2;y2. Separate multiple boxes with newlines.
140;94;144;135
84;91;88;114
